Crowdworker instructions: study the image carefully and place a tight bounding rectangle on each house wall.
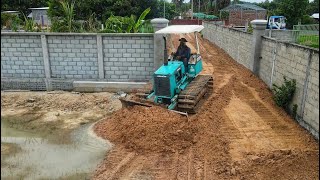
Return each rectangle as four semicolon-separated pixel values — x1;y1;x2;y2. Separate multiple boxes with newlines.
229;10;267;26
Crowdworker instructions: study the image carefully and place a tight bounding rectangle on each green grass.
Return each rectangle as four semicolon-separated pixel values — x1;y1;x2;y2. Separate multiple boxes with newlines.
297;35;319;48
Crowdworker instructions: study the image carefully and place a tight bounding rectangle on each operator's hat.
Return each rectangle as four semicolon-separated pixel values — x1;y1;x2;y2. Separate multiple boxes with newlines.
179;38;188;42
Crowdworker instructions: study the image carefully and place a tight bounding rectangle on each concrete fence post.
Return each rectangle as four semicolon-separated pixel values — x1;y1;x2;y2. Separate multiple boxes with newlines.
250;20;268;75
96;35;104;79
151;18;168;70
300;50;313;118
150;18;169;32
40;34;52;90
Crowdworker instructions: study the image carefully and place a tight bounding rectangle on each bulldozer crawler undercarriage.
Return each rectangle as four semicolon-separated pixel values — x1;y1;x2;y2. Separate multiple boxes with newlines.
177;75;213;114
120;75;213;115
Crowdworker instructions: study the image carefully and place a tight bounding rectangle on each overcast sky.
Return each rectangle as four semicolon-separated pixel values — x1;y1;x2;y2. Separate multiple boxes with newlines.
172;0;314;3
180;0;266;3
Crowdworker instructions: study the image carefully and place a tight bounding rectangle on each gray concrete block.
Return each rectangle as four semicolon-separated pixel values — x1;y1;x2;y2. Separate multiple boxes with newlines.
132;44;141;48
15;47;25;52
68;62;77;66
84;44;93;49
132;54;141;58
114;44;122;48
105;71;115;75
81;66;91;70
67;53;76;58
111;67;119;71
105;62;114;66
123;53;131;58
137;67;146;71
123;62;132;66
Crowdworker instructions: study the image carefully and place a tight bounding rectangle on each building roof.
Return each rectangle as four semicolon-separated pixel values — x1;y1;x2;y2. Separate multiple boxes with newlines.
193;13;218;20
29;7;49;10
1;11;19;13
311;13;319;19
220;3;266;11
155;25;204;34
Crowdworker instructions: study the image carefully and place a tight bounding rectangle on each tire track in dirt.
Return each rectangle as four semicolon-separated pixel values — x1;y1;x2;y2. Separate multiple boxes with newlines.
94;147;136;180
222;80;318;161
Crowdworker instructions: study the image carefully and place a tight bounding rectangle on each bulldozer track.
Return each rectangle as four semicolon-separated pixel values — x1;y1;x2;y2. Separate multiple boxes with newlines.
177;75;213;113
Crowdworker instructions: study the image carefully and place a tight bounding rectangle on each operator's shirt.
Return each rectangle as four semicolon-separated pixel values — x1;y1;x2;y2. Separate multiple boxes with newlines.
174;46;191;60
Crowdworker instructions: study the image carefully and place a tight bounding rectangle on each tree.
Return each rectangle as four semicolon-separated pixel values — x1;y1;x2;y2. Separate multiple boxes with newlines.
306;0;319;15
277;0;309;28
257;0;316;28
156;0;178;19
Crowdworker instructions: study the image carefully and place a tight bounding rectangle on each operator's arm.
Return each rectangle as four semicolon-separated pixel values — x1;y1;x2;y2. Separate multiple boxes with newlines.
186;47;191;60
174;48;182;60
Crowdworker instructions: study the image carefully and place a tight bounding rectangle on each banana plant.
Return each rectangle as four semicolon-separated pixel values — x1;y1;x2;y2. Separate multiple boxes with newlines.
133;7;151;33
101;7;151;33
102;15;124;33
60;1;75;32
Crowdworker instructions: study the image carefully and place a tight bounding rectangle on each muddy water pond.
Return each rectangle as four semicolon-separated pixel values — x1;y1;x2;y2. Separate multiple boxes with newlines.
1;119;112;179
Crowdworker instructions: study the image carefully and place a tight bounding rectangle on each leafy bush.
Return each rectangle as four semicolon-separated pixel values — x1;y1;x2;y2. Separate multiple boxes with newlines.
83;13;100;33
100;7;151;33
272;76;296;108
22;13;39;32
292;104;298;118
1;13;21;31
139;20;154;33
50;1;81;32
247;23;253;33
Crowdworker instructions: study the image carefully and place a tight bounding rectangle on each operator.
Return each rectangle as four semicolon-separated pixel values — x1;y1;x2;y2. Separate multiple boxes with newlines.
173;38;191;72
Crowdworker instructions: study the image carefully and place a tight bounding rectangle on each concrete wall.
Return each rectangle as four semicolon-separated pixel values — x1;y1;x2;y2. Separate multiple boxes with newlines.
202;22;253;69
260;37;319;137
1;32;155;91
202;22;319;139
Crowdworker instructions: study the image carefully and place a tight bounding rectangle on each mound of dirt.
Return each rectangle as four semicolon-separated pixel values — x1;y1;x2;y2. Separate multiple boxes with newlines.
94;106;198;154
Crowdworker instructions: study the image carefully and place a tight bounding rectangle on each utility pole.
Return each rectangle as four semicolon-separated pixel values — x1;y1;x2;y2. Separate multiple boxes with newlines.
198;0;200;25
191;0;193;19
164;0;166;18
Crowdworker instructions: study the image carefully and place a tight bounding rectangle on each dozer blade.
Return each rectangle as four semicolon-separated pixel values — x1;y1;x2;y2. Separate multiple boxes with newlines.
119;97;152;108
119;97;189;117
177;75;213;114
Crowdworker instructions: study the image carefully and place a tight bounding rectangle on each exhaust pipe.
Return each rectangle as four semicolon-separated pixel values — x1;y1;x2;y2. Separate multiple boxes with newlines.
163;36;168;66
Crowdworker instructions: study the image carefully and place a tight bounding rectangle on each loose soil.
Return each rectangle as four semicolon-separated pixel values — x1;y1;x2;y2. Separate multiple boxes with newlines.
1;91;122;143
93;34;319;179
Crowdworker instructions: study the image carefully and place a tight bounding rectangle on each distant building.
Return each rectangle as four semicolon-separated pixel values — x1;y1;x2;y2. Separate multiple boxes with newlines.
311;13;319;21
220;3;267;27
28;7;50;26
1;11;19;15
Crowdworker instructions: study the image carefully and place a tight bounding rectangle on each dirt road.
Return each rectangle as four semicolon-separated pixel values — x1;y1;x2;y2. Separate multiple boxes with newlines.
93;34;319;180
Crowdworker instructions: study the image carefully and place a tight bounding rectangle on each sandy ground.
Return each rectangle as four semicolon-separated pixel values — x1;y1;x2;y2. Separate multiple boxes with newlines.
93;34;319;179
1;91;122;141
